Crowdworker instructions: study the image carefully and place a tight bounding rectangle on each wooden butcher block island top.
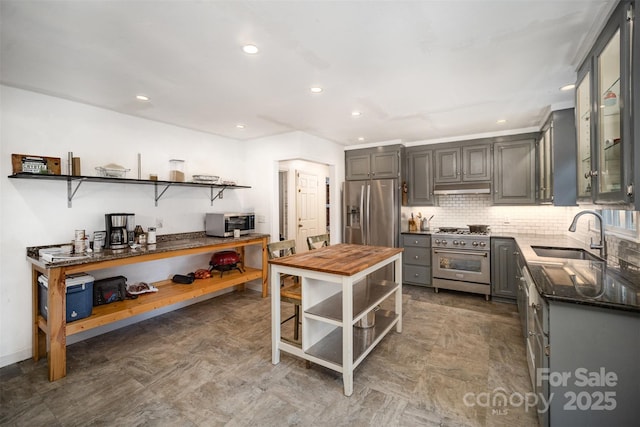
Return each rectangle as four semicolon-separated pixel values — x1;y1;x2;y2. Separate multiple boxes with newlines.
268;243;403;276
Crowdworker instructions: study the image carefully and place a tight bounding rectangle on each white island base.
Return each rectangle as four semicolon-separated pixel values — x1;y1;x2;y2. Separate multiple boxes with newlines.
269;244;403;396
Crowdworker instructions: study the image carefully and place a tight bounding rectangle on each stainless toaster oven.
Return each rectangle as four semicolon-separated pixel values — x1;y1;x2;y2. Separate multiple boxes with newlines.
205;213;255;237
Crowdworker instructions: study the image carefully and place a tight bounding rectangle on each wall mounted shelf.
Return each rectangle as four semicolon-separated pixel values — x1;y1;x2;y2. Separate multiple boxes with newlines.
8;173;250;207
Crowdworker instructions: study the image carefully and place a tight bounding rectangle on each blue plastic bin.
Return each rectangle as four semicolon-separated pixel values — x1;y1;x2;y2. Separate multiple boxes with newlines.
38;273;94;322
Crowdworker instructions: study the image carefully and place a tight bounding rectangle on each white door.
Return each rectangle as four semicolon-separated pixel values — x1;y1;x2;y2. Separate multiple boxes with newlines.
296;170;320;252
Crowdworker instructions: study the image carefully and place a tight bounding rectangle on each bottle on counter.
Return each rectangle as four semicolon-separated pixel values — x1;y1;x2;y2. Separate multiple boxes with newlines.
147;227;157;244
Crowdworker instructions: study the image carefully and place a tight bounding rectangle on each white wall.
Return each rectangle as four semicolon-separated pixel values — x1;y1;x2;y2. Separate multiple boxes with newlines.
0;86;344;367
243;132;345;248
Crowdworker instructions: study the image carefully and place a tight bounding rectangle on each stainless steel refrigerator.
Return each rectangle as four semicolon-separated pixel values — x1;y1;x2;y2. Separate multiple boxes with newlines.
343;178;399;281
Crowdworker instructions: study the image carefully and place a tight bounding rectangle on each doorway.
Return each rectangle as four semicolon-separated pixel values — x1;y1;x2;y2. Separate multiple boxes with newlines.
278;160;330;251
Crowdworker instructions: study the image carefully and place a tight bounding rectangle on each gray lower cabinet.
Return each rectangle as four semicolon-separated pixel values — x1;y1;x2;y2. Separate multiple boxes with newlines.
531;298;639;427
405;147;434;206
401;233;431;286
521;265;640;427
515;248;527;339
493;138;536;204
490;238;517;301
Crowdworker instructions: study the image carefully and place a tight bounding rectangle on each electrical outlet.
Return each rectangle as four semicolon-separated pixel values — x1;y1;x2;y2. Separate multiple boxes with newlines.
257;215;266;223
503;216;510;224
156;217;163;228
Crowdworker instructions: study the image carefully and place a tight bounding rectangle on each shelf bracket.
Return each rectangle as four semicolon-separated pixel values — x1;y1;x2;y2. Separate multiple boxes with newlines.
67;178;86;208
154;182;173;207
210;186;226;205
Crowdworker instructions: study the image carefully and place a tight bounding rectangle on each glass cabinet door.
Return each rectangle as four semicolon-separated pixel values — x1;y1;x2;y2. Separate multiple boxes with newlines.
576;71;592;198
537;126;552;202
596;29;622;196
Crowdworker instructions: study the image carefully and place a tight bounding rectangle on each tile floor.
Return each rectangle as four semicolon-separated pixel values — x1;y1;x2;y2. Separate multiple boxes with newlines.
0;285;539;426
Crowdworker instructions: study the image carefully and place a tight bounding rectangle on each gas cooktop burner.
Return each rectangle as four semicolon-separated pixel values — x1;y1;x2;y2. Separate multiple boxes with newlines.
435;228;490;236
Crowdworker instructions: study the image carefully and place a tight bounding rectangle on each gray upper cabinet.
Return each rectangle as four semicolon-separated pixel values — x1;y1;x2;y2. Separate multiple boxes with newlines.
405;147;434;205
576;0;637;207
434;147;460;183
536;126;553;203
345;153;370;180
462;144;492;181
537;108;577;206
346;146;400;181
493;138;536;204
434;143;490;183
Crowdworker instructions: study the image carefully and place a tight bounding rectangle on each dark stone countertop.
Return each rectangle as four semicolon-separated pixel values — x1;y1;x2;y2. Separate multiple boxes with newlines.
27;232;270;269
401;230;640;313
499;233;639;313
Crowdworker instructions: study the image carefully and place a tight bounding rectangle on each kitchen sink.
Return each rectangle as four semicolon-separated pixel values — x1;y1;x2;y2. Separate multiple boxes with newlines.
531;246;603;262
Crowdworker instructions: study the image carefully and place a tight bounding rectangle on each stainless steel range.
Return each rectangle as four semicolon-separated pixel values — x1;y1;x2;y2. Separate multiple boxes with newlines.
431;228;491;300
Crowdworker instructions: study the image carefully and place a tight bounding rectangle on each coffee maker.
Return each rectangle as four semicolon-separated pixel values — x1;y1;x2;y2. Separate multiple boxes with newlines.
105;213;135;249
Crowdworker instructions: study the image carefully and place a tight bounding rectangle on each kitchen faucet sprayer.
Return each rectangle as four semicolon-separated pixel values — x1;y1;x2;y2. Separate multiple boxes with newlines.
568;210;607;260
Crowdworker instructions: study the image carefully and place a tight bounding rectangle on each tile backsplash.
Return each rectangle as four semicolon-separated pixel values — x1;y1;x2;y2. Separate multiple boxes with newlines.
402;194;640;283
402;194;580;235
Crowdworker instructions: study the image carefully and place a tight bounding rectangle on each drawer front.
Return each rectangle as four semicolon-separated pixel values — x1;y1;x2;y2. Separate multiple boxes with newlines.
403;265;431;285
402;234;431;248
403;247;431;265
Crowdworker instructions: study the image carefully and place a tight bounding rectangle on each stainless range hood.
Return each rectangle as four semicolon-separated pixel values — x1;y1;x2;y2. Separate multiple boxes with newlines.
433;182;491;195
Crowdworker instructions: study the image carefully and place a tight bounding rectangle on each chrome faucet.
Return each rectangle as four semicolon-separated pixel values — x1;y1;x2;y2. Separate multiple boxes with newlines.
568;210;607;260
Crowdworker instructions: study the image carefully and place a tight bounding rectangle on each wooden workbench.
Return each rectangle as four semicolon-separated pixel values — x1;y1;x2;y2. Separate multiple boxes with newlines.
27;233;269;381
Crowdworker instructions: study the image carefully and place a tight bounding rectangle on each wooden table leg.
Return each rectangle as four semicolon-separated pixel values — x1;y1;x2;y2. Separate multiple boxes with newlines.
32;268;46;361
262;237;268;298
271;265;281;364
46;268;67;381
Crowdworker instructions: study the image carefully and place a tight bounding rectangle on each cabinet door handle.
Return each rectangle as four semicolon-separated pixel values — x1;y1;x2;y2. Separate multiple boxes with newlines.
414;255;419;259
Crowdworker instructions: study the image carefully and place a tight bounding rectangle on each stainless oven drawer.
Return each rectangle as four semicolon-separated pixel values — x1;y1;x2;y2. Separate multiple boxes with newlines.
403;265;431;286
404;247;431;266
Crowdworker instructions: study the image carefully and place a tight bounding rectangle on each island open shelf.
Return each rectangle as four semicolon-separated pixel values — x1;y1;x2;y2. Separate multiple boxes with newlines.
305;279;399;324
305;309;399;367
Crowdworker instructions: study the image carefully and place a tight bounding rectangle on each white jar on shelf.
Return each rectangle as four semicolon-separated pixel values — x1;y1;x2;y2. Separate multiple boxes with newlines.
169;159;185;182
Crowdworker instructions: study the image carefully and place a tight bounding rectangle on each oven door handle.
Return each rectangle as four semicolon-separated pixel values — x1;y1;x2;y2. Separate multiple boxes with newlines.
433;250;488;257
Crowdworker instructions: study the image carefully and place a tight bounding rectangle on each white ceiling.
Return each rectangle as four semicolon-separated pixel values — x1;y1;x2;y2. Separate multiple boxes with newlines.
0;0;616;146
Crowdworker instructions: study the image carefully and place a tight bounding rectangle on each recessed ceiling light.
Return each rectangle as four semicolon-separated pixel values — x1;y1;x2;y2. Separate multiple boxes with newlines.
351;111;362;117
560;84;576;91
136;94;150;101
358;137;365;141
310;86;323;94
497;119;507;124
242;44;259;54
236;124;245;129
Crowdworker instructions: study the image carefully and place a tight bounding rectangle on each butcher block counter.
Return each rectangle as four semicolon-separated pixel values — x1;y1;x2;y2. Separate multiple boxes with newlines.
27;232;269;381
269;243;403;396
